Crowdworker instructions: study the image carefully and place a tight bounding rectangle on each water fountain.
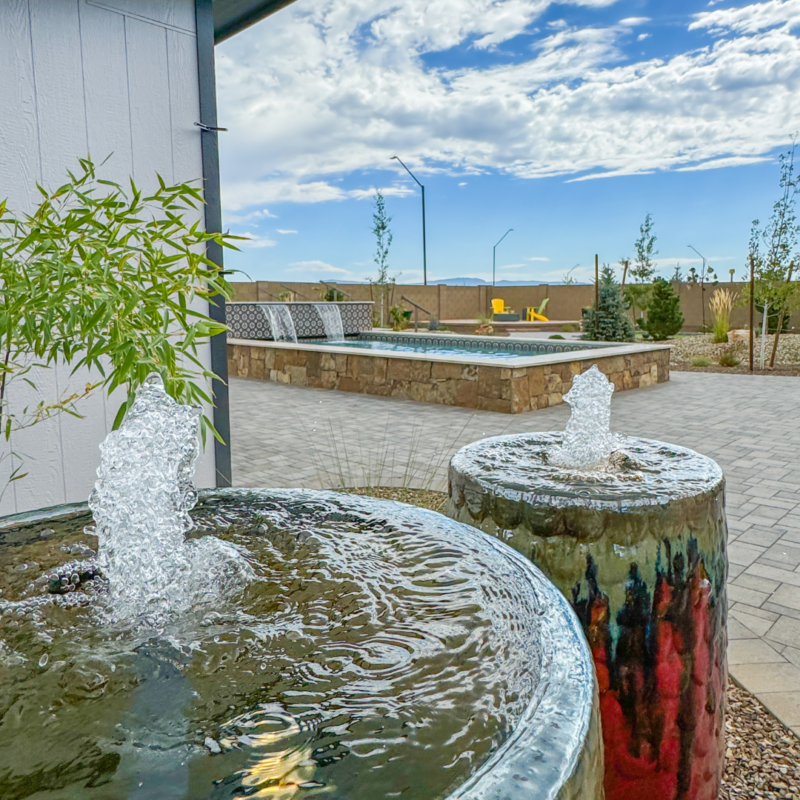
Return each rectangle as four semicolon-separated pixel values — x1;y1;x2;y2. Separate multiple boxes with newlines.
261;304;298;343
447;365;728;800
0;375;603;798
314;303;345;342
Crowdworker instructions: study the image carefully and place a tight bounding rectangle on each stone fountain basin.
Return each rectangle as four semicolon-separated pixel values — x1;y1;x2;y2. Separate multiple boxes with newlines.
0;489;602;800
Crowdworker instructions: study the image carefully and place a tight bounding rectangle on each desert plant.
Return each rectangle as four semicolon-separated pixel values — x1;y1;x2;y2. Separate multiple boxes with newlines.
0;158;235;495
691;355;713;367
639;278;684;340
389;303;407;331
549;334;565;340
718;350;741;367
583;265;635;342
709;288;738;343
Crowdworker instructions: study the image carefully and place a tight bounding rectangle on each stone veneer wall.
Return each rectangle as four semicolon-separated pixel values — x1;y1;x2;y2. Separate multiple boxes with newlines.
228;342;670;413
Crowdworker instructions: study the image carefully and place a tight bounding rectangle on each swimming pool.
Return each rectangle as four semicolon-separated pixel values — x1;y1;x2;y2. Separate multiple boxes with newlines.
306;331;615;361
228;330;670;414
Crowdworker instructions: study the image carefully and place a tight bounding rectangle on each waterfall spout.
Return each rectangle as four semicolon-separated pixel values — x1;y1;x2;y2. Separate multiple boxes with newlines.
261;304;298;343
315;303;345;341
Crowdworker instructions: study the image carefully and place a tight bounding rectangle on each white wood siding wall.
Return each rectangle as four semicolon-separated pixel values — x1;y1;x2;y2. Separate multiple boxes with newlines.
0;0;216;515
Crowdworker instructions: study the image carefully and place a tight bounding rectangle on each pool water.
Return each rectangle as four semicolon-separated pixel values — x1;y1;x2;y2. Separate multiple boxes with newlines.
311;333;602;361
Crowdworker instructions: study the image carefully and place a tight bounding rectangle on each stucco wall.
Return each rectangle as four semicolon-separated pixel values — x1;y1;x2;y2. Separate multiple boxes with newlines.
0;0;214;515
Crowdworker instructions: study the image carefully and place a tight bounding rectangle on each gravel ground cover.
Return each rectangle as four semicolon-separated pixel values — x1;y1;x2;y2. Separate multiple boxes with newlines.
345;487;800;798
671;333;800;375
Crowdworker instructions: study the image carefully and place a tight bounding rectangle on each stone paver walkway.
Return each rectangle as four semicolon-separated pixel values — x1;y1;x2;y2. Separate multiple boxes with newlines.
230;371;800;736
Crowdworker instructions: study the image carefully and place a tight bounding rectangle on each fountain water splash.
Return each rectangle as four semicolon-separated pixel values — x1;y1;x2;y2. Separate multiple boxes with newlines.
315;303;345;342
549;365;619;470
89;374;252;624
261;304;297;343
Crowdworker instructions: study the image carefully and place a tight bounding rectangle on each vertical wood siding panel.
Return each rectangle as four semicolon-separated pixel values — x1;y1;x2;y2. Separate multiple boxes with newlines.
125;17;173;192
0;1;41;213
79;0;134;182
29;1;109;504
91;0;194;31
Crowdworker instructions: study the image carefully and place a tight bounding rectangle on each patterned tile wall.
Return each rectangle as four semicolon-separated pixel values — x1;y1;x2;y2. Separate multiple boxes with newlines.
227;302;373;340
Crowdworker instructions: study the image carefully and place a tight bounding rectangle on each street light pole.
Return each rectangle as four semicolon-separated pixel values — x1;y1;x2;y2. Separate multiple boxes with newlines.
391;156;427;285
688;245;709;329
493;228;514;287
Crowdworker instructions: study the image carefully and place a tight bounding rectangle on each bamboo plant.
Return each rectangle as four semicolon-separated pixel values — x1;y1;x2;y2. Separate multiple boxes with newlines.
0;158;238;493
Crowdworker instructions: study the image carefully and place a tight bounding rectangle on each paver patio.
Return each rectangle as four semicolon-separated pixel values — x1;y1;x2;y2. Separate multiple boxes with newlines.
230;370;800;736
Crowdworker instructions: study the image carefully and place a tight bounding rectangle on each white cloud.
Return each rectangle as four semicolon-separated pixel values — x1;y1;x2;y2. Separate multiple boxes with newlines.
458;181;468;186
637;32;650;41
217;0;800;208
287;260;353;276
691;0;800;35
237;232;277;248
277;229;298;234
525;256;550;261
620;17;650;26
224;208;277;224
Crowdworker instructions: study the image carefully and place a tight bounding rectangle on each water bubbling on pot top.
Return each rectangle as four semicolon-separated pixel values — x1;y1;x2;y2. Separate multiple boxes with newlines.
88;374;252;625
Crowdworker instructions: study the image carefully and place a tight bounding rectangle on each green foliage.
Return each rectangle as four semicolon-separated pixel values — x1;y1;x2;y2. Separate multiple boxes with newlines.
639;278;684;340
582;265;635;342
548;334;565;340
389;304;407;331
323;287;345;302
633;213;658;283
624;214;659;322
0;158;236;473
718;350;741;367
743;144;800;340
691;355;713;367
372;190;393;284
560;323;580;332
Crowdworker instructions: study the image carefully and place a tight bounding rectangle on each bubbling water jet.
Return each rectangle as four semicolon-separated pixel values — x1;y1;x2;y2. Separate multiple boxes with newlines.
89;373;252;624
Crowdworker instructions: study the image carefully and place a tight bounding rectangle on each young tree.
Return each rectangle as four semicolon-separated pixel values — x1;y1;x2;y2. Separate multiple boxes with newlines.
671;263;685;282
370;190;395;326
583;265;635;342
625;214;658;322
744;143;800;366
373;189;393;284
639;278;684;340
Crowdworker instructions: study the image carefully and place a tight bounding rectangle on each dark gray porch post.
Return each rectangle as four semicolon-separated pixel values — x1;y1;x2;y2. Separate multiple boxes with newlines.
195;0;232;487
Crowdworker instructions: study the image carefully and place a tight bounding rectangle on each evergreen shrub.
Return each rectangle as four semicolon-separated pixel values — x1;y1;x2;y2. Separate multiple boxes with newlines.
582;265;634;342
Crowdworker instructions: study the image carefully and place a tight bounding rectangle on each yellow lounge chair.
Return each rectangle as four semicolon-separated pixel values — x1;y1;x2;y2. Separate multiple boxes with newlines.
491;298;511;315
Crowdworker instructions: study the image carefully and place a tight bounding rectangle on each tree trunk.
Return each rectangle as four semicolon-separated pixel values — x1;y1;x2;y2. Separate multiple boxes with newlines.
768;262;795;368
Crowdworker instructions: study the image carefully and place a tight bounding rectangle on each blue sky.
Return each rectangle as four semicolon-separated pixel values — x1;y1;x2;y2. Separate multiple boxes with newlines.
215;0;800;285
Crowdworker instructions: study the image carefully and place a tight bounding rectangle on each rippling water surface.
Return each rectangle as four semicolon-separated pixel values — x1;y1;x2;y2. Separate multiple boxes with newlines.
0;493;541;800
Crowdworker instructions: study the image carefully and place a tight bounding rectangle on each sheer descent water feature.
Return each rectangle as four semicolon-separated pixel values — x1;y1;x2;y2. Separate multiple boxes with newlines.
447;365;728;800
261;304;298;343
0;375;602;798
314;303;345;342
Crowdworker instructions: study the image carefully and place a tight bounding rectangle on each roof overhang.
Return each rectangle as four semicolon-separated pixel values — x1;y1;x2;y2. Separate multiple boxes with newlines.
213;0;297;43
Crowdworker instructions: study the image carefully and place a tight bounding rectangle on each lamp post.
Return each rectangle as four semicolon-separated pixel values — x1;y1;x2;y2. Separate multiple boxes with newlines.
493;229;513;287
688;245;710;329
391;156;427;285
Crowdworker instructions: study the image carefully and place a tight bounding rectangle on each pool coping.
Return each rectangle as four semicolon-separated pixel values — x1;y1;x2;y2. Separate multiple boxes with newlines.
227;332;671;369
